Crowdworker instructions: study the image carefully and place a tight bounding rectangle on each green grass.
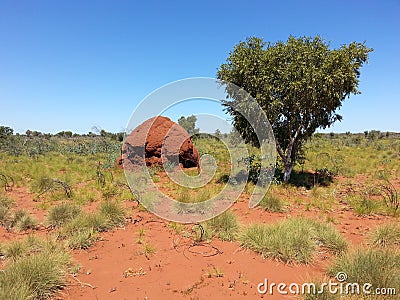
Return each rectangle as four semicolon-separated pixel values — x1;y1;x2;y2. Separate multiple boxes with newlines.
240;217;347;263
329;248;400;295
346;195;384;216
2;239;28;261
0;236;71;300
204;211;240;241
369;223;400;248
99;200;126;227
59;212;108;249
258;192;284;212
57;200;127;249
46;202;81;227
67;228;98;249
0;194;14;225
9;209;37;231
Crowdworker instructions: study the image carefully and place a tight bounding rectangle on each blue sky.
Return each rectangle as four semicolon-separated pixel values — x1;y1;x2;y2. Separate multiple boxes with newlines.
0;0;399;134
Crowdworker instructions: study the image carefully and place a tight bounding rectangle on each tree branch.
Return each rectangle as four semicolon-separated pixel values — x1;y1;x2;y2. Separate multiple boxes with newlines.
275;140;285;161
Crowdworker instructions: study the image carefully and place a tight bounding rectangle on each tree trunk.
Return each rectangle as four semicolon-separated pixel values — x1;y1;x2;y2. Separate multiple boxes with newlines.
283;163;294;183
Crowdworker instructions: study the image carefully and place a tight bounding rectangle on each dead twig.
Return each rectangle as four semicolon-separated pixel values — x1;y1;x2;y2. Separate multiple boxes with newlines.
69;274;96;289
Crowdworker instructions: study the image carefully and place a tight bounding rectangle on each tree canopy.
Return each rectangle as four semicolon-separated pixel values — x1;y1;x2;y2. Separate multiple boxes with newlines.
217;35;372;182
178;115;200;135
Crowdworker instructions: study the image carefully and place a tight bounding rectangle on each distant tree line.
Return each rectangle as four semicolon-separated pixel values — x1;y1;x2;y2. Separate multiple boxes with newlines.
0;126;125;142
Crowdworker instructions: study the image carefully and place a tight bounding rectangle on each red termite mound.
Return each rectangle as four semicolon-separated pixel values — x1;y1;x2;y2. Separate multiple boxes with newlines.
120;116;200;169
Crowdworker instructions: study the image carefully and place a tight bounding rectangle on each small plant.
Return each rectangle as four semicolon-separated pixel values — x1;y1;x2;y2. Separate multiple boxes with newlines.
349;195;381;216
369;223;400;248
70;264;81;277
0;173;14;191
205;265;224;278
46;202;81;227
3;239;28;261
60;212;108;249
379;181;399;216
258;193;284;212
67;228;98;249
96;162;106;187
141;243;156;259
136;227;146;244
33;177;72;199
204;211;240;241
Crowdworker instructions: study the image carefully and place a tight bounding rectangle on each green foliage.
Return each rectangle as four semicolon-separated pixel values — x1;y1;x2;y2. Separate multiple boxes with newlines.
178;115;200;135
348;195;382;216
239;217;347;263
217;35;372;182
0;126;13;139
59;212;108;249
204;211;240;241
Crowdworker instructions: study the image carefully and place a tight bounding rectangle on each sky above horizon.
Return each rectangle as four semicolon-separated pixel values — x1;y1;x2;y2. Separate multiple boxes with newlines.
1;0;399;134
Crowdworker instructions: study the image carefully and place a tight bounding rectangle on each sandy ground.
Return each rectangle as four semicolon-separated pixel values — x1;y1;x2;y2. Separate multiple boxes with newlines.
0;177;394;300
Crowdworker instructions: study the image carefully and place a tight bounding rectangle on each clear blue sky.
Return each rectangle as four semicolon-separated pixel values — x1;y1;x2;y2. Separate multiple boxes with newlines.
1;0;399;134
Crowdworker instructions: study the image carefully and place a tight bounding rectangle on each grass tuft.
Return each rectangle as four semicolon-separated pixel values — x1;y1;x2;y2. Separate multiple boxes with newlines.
99;200;126;227
258;193;284;212
240;217;347;263
329;248;400;295
0;236;70;300
205;211;240;241
369;223;400;248
10;209;37;231
46;202;81;227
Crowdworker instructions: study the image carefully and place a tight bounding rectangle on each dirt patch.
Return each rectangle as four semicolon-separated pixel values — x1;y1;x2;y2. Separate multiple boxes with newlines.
121;116;200;169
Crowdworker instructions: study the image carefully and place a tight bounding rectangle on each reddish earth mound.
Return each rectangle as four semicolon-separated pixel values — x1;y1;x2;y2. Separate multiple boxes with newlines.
121;116;199;169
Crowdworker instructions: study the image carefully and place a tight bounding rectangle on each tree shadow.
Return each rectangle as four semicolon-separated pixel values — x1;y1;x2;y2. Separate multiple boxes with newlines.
288;170;334;189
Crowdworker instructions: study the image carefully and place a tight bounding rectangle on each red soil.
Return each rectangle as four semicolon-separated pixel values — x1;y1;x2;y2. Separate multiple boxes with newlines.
1;176;395;300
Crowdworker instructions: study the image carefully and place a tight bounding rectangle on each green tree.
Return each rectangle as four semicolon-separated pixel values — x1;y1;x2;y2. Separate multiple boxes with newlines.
178;115;200;135
0;126;13;139
217;36;372;182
